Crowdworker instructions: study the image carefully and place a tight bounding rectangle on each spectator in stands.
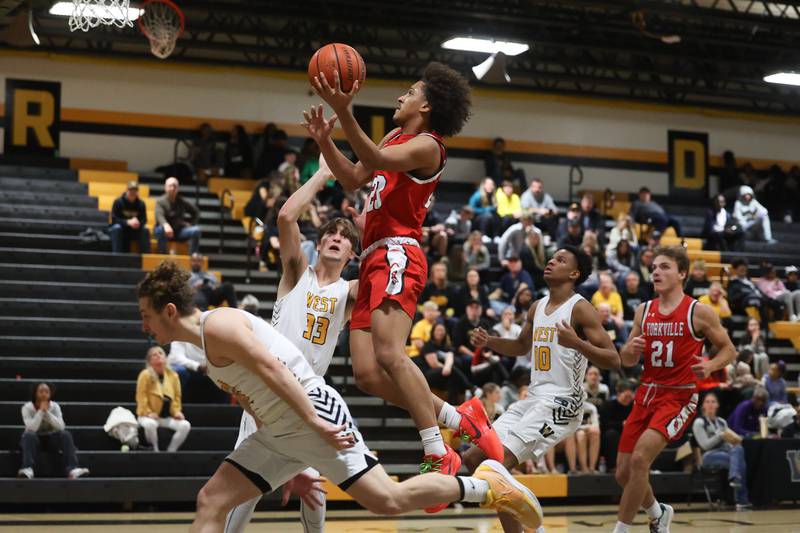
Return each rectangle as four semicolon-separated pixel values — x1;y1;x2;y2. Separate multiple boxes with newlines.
492;305;524;372
239;293;260;315
447;205;474;244
728;386;769;437
763;361;787;404
255;127;288;178
519;227;547;289
738;317;769;379
417;322;474;404
168;335;229;405
606;239;637;282
407;301;440;358
592;273;625;329
757;262;791;320
558;217;583;249
620;272;649;322
495;179;522;230
109;181;150;254
479;382;505;421
485;137;514;184
452;299;493;365
783;165;800;223
513;286;534;322
606;213;637;257
421;200;450;260
136;346;191;452
297;138;320;184
468;177;500;237
453;268;494;320
728;258;782;333
733;185;776;244
243;173;276;222
191;123;220;184
463;230;490;271
727;350;759;395
699;282;733;332
719;150;743;201
500;366;530;410
584;365;610;408
578;193;604;238
599;380;635;471
597;303;624;350
154;177;201;255
277;149;301;195
629;186;682;237
189;253;238;310
498;213;539;267
636;248;655;292
575;400;600;473
556;202;582;240
490;253;534;315
703;195;744;252
520;178;559;236
692;392;751;510
17;382;89;480
258;196;284;272
223;125;253;178
783;265;800;322
580;231;606;276
684;260;711;299
420;262;456;317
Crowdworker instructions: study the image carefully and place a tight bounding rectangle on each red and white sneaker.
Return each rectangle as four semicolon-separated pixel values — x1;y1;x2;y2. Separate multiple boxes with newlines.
456;396;505;461
420;444;461;513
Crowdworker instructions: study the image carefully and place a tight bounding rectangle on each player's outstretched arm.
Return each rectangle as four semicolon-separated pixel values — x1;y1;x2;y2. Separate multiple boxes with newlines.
691;303;737;379
472;301;538;357
202;309;354;451
619;303;646;367
556;300;621;370
276;158;330;296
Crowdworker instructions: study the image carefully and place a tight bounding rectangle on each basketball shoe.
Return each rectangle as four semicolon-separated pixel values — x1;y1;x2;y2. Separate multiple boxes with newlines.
421;444;461;513
475;459;543;529
456;396;504;461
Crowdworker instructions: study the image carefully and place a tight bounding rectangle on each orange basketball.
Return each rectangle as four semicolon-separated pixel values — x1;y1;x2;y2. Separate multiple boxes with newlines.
308;43;366;93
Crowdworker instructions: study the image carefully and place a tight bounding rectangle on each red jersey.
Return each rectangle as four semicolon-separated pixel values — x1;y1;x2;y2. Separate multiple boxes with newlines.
639;294;704;386
361;131;446;250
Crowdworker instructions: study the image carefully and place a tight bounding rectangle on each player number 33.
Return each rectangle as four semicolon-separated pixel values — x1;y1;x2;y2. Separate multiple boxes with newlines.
302;314;330;346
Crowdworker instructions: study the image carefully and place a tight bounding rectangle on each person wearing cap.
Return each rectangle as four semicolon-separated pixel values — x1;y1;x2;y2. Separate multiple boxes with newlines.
109;181;151;254
783;266;800;321
629;186;682;237
733;185;776;244
557;216;583;249
703;194;744;251
489;251;534;316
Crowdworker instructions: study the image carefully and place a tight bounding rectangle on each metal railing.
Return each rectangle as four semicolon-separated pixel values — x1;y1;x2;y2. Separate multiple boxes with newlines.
569;164;583;203
219;188;234;253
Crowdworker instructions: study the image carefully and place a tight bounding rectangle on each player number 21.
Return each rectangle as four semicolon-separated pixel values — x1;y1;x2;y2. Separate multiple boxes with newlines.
650;340;675;368
302;314;330;346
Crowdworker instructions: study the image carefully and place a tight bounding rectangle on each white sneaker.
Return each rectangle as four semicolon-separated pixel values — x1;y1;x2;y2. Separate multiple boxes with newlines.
17;467;33;479
68;467;90;479
648;503;673;533
790;314;798;322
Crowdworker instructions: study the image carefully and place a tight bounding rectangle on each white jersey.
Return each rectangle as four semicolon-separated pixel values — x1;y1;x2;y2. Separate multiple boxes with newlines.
529;293;587;418
271;266;350;376
200;308;324;426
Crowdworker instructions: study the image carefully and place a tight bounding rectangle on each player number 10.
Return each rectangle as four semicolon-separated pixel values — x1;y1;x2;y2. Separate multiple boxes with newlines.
534;346;551;371
650;340;675;368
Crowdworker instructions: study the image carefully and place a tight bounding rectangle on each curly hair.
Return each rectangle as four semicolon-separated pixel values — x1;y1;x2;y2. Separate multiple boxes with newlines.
421;62;472;137
137;261;195;316
561;245;593;286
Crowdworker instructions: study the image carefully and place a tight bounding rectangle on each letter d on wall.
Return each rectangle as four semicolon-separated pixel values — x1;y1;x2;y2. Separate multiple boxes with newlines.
4;79;61;156
668;130;708;201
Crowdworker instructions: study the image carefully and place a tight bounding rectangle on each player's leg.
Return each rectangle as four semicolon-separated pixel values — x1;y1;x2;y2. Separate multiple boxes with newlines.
224;412;263;533
588;425;600;472
191;461;263;533
349;328;411;408
575;428;589;472
299;467;326;533
616;429;667;528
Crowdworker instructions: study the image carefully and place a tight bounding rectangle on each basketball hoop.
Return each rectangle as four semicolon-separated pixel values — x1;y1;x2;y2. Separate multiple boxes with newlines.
138;0;184;59
68;0;136;32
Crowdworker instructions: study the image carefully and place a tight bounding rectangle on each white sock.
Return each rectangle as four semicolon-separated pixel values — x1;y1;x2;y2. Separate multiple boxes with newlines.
645;500;662;520
612;521;630;533
437;402;462;430
457;476;490;502
535;527;545;533
420;426;447;456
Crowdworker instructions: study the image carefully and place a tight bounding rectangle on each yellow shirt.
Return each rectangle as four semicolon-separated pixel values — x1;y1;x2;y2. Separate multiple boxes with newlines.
592;291;624;317
495;190;521;218
136;367;183;417
699;294;732;319
406;319;434;357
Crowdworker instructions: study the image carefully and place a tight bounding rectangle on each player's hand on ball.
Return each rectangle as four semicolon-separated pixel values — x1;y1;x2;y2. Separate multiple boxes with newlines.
470;327;489;349
691;357;713;380
313;419;356;450
312;70;360;112
556;320;580;350
282;471;327;509
302;105;338;143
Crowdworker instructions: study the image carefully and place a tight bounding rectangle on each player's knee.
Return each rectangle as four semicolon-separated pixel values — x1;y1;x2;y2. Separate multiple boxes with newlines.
195;484;226;520
629;451;650;473
365;494;403;516
353;368;381;395
615;466;629;486
588;425;600;437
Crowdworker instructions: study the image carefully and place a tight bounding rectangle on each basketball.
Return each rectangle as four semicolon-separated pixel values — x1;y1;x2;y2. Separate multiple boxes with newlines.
308;43;366;93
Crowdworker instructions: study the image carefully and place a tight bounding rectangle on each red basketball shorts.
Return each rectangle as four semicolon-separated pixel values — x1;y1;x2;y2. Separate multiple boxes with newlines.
618;384;698;454
350;243;427;331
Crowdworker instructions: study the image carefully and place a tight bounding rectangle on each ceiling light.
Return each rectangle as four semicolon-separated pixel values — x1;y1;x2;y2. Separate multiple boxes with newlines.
442;37;529;57
49;1;142;21
764;72;800;86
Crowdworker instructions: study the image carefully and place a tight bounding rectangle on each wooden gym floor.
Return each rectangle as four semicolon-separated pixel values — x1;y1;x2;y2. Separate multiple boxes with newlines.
1;505;799;532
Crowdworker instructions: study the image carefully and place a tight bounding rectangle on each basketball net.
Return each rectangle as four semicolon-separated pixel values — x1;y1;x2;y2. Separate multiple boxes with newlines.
138;0;184;59
69;0;135;32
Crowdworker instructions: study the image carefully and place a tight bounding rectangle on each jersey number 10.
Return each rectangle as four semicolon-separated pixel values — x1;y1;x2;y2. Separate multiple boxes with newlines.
303;314;330;346
650;340;675;368
534;346;551;371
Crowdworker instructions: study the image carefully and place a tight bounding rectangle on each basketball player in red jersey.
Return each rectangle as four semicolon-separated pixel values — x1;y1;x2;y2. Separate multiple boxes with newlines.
302;63;503;498
613;246;736;533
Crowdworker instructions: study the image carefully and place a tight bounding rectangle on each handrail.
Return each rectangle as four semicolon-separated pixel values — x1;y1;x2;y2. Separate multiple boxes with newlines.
173;138;199;206
219;188;234;254
569;165;584;203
